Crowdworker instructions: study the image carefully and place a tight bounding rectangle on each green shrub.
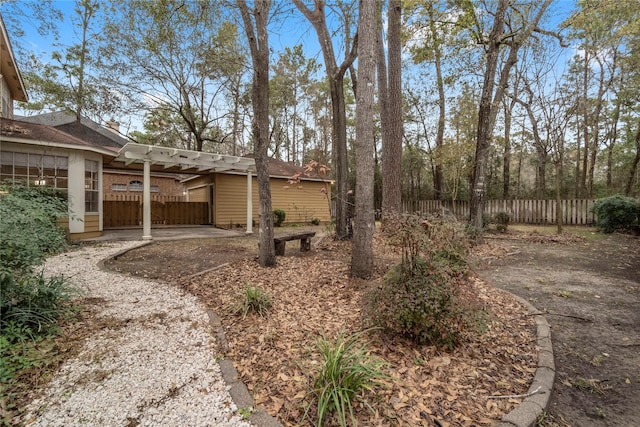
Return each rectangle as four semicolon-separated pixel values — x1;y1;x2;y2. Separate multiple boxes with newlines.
0;183;74;421
0;183;68;275
311;218;321;226
591;195;640;233
240;285;272;318
273;208;286;227
368;213;482;349
494;212;510;232
309;330;388;427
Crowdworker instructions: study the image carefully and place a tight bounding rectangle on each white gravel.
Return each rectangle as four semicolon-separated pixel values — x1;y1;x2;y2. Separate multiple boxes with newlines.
22;241;252;427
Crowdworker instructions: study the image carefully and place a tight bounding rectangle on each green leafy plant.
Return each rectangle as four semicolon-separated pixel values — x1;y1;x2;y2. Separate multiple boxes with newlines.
309;329;388;427
311;218;321;226
240;285;272;318
1;272;76;342
0;183;68;276
494;212;510;232
0;183;76;419
273;208;286;227
590;195;640;233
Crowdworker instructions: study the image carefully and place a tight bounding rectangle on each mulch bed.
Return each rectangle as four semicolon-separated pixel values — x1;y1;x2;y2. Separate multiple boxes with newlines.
177;238;537;426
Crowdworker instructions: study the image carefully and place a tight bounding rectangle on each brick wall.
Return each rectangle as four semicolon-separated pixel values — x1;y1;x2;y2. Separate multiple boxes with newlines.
103;171;185;198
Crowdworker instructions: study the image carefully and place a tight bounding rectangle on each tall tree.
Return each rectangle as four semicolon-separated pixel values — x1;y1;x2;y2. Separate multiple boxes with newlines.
102;0;242;151
270;45;320;164
236;0;276;267
468;0;553;230
378;0;403;215
351;0;376;278
10;0;119;123
293;0;358;240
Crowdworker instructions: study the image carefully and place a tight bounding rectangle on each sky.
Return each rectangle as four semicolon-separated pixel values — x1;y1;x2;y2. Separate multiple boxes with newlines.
2;0;578;134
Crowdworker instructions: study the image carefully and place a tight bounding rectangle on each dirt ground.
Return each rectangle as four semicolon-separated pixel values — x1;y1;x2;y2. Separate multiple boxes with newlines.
472;228;640;427
103;226;640;426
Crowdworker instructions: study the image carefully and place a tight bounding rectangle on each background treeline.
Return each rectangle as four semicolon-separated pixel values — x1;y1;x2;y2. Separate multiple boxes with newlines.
2;0;639;206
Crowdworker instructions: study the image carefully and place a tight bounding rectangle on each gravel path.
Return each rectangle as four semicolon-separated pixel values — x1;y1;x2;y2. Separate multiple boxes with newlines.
23;241;252;427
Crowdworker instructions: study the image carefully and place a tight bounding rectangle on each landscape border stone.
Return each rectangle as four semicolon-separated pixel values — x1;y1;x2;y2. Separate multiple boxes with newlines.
99;242;553;427
495;293;555;427
207;309;283;427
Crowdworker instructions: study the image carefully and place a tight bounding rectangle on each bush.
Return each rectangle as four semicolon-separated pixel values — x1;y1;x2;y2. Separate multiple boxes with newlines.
308;330;388;427
273;208;286;227
0;183;74;420
0;183;68;276
494;212;510;232
366;258;481;349
591;195;640;233
311;217;321;226
367;213;482;349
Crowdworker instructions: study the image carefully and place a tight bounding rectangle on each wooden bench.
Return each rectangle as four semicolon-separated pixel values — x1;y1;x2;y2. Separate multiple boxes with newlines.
273;231;316;256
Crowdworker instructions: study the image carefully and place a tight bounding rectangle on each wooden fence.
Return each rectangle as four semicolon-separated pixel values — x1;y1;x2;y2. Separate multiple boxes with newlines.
103;201;209;227
104;194;186;202
401;199;597;225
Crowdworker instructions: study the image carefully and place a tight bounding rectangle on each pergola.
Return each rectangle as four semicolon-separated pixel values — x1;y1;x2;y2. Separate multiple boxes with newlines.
110;143;256;240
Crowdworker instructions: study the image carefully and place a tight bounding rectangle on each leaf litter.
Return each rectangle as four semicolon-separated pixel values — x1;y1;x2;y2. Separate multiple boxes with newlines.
174;238;538;426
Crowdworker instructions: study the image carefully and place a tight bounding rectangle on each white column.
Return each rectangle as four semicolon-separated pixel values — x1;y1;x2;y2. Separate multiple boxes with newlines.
142;160;152;240
67;153;85;234
246;170;253;234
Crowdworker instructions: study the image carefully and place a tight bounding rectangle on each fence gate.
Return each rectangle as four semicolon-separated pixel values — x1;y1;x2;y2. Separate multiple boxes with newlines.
103;201;209;227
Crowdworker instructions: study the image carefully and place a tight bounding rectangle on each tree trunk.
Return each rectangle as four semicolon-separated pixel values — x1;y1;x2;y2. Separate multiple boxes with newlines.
469;0;551;230
293;0;358;240
502;99;513;199
555;158;563;234
581;51;589;197
607;100;620;188
625;123;640;196
575;117;581;198
428;2;445;201
381;0;403;214
351;0;376;279
237;0;275;267
469;0;507;230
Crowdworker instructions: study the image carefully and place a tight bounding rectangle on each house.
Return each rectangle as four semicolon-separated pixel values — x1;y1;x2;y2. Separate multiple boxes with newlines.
0;14;27;117
1;15;117;239
0;118;119;239
20;111;187;201
1;13;330;240
183;156;332;228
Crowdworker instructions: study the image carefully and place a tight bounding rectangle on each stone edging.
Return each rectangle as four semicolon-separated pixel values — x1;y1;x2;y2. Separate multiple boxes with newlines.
206;309;283;427
495;293;555;427
99;243;552;427
98;241;282;426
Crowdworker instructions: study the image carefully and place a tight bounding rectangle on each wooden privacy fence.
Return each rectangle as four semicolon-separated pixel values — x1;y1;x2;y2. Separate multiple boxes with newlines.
103;201;209;227
402;199;597;225
104;194;186;202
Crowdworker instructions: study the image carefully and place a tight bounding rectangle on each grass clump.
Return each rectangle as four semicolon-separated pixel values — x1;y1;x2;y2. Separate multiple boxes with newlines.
308;329;388;427
240;285;272;318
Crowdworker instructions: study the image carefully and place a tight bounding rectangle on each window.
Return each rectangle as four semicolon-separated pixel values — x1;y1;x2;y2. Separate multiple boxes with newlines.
150;185;159;193
0;151;68;189
85;160;99;213
112;183;127;191
129;180;143;191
